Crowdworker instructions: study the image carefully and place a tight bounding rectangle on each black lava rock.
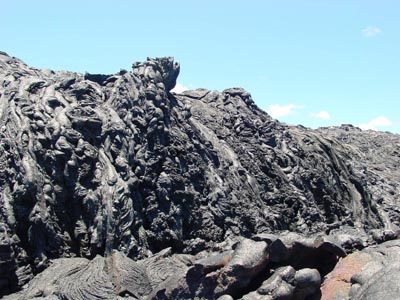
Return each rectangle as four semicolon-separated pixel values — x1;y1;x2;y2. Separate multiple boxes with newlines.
0;52;399;299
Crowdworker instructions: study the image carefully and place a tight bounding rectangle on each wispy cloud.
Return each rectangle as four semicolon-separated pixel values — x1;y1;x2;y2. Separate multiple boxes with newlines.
362;26;381;38
171;82;188;94
266;104;302;119
311;110;331;120
358;116;392;131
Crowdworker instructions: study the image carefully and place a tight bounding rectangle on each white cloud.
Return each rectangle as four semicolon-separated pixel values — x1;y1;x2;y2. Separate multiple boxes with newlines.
171;82;188;94
362;26;381;37
358;116;392;131
311;110;331;120
266;104;302;118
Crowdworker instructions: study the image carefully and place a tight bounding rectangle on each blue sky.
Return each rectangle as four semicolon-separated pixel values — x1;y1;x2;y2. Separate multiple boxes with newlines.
2;1;400;133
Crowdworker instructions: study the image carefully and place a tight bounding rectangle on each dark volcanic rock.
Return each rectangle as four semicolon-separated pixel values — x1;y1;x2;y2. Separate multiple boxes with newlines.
0;52;399;299
321;239;400;300
3;236;337;300
318;125;400;229
3;248;190;300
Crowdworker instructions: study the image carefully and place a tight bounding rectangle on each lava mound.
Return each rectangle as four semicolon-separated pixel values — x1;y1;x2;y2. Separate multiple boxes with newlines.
0;52;399;299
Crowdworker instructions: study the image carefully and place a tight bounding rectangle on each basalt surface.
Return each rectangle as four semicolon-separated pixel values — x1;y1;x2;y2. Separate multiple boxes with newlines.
318;125;400;229
0;52;399;299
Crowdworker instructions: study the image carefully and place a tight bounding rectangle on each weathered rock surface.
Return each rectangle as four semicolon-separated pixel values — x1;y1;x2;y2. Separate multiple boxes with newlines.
321;239;400;300
4;235;341;300
0;52;399;299
318;125;400;229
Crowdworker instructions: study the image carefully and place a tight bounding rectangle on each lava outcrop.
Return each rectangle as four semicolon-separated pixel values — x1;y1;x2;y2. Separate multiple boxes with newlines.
0;51;399;299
